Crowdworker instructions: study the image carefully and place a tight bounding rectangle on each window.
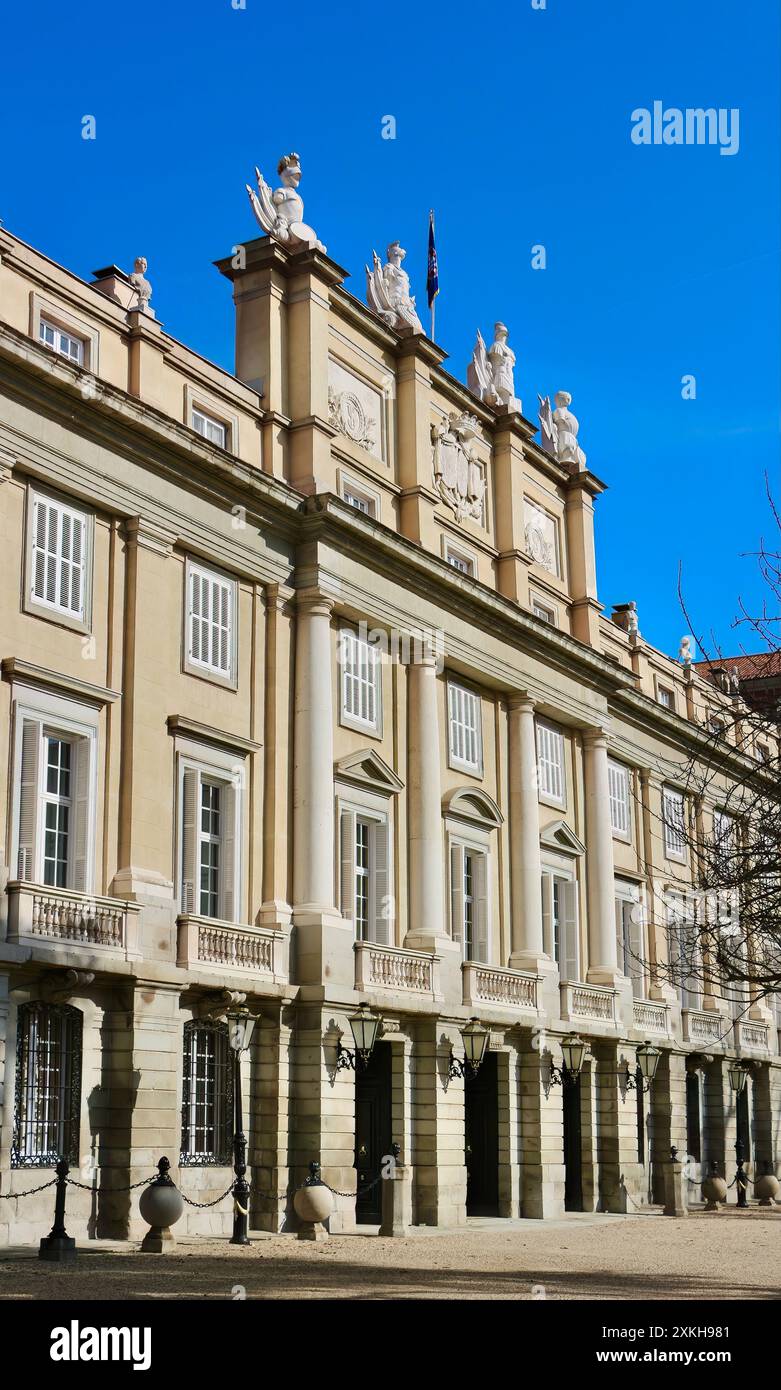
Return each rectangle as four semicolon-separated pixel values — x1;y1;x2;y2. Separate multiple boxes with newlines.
15;717;93;889
447;553;473;575
340;628;381;734
180;765;240;921
345;490;371;514
657;685;675;711
29;491;88;623
662;786;686;860
450;842;488;961
615;886;645;996
447;683;482;774
39;317;84;365
339;807;390;943
12;1003;82;1167
536;721;565;805
541;868;579;981
708;713;726;738
757;742;770;765
667;893;700;1010
185;562;236;683
180;1020;233;1166
192;407;227;449
608;760;631;839
532;599;556;626
340;474;379;517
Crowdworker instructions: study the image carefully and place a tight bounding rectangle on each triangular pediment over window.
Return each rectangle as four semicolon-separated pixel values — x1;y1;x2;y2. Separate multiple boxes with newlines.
334;749;404;795
539;819;585;855
442;786;504;828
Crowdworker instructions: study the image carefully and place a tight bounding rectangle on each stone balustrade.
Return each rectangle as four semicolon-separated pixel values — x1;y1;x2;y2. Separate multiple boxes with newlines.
631;999;670;1036
6;881;141;959
736;1019;770;1053
682;1009;727;1047
462;962;539;1012
354;942;440;999
177;914;285;980
560;981;617;1025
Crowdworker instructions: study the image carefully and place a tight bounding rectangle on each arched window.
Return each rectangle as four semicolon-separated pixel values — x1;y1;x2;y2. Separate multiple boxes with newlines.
180;1020;233;1166
12;1002;82;1167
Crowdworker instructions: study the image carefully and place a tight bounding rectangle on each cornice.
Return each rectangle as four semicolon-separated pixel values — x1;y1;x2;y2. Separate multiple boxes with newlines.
166;714;262;755
2;658;120;706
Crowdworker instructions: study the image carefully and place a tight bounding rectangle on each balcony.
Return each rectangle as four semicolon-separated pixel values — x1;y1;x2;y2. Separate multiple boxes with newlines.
5;881;141;960
631;999;670;1037
736;1019;770;1054
177;914;286;981
682;1009;727;1047
560;981;617;1026
354;941;440;1000
462;962;539;1013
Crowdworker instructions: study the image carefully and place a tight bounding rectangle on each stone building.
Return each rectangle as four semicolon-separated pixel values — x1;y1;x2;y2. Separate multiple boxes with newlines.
0;205;778;1245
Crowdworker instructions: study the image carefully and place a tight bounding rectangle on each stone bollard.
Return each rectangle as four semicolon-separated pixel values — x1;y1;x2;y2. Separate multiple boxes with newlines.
379;1143;412;1237
293;1161;334;1241
755;1161;780;1208
663;1146;688;1218
702;1163;727;1213
139;1157;184;1252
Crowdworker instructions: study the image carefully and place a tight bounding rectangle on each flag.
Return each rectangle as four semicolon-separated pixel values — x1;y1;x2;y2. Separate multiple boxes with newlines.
426;209;439;309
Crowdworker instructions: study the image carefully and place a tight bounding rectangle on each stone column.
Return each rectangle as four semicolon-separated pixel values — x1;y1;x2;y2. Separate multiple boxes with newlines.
293;590;350;984
508;696;547;971
293;591;335;912
405;655;447;950
582;727;620;985
518;1034;565;1218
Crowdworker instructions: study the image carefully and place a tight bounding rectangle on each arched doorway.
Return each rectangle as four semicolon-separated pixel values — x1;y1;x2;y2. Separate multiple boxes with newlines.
465;1051;499;1216
354;1041;393;1224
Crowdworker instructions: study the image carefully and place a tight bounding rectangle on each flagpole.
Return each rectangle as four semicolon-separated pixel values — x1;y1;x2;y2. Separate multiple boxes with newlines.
431;298;435;342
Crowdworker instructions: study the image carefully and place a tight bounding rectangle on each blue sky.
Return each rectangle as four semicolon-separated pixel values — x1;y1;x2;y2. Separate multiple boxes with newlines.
1;0;778;658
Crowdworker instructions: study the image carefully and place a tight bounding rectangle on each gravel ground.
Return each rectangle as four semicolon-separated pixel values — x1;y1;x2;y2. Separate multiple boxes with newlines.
1;1208;779;1300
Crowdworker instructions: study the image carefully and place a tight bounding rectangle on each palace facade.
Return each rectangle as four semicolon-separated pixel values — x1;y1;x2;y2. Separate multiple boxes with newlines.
0;218;778;1244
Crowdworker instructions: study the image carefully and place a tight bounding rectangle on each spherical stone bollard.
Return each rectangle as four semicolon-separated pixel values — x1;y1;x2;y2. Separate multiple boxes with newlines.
755;1171;780;1207
139;1157;185;1252
294;1161;334;1241
702;1172;728;1212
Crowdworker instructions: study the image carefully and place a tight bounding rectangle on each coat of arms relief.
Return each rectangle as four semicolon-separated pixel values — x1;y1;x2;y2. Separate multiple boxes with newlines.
328;386;376;453
431;411;486;524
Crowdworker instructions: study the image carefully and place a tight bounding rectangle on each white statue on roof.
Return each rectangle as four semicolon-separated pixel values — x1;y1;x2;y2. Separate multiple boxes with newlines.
539;390;587;470
365;242;423;334
245;153;326;253
467;323;521;412
679;635;695;667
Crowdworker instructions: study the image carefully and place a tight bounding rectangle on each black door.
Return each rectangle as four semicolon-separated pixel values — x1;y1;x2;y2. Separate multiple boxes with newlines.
563;1073;584;1211
465;1051;499;1216
354;1041;393;1223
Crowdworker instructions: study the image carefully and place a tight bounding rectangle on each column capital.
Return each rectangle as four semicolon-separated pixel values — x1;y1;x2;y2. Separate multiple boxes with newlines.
123;515;177;557
295;587;335;619
507;691;536;715
581;723;611;749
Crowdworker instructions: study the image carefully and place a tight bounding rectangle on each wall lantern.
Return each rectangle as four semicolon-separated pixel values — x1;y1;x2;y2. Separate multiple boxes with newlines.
337;1004;381;1071
550;1034;587;1087
228;1009;257;1055
728;1059;749;1096
449;1017;490;1079
626;1040;662;1091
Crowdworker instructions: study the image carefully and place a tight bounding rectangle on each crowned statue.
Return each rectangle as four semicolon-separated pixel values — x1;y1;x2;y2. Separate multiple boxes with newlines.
246;153;326;253
538;390;587;470
467;322;521;412
365;242;423;334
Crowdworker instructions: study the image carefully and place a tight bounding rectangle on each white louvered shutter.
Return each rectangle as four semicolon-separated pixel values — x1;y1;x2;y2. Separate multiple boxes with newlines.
181;768;199;913
536;723;564;802
541;873;552;958
17;719;42;880
474;854;488;963
563;880;579;983
340;808;356;923
71;737;91;892
189;567;233;677
372;820;390;945
31;496;86;618
221;780;238;923
450;843;464;948
628;900;645;995
608;762;629;836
